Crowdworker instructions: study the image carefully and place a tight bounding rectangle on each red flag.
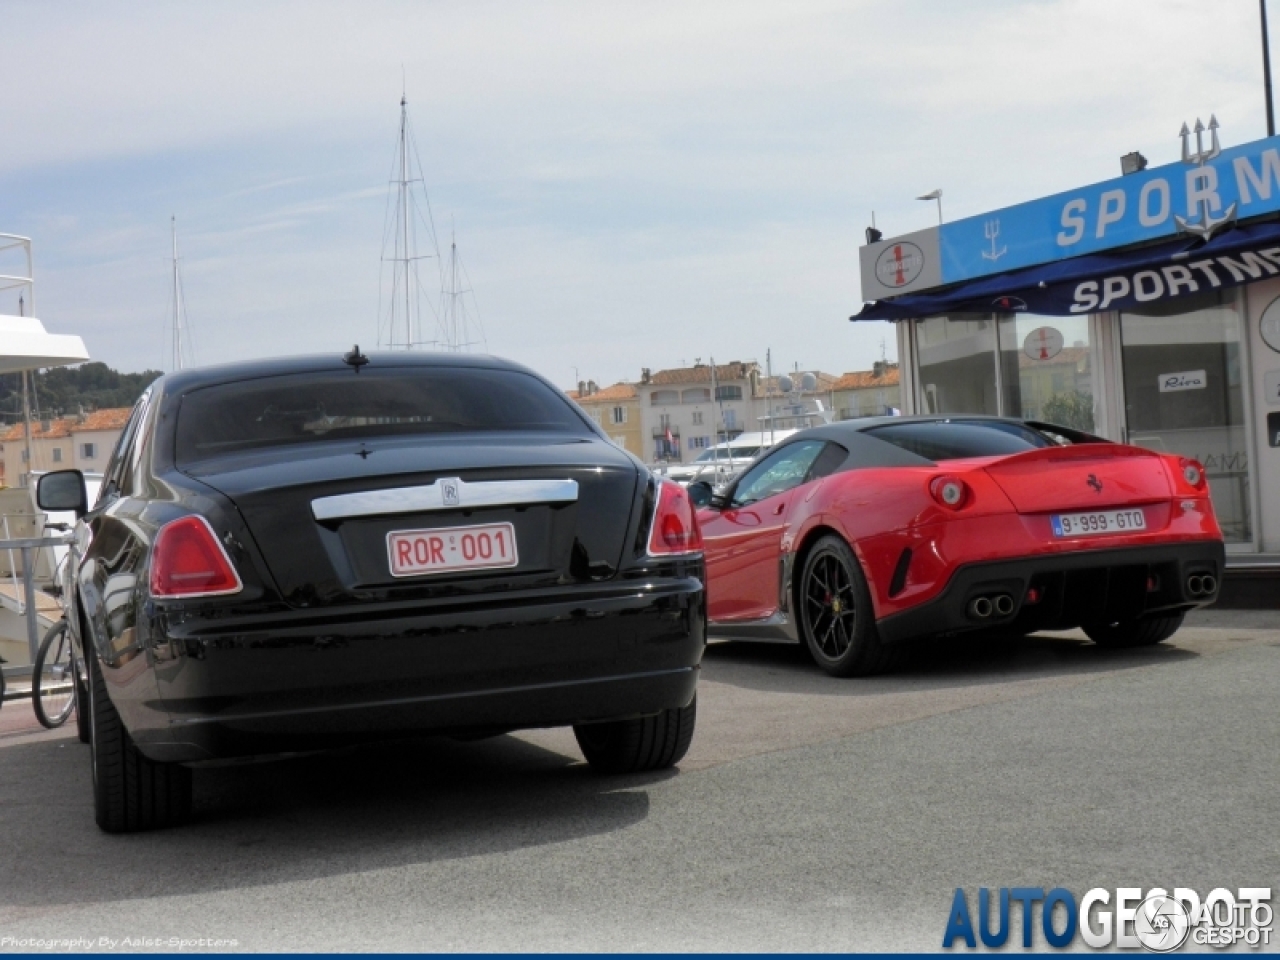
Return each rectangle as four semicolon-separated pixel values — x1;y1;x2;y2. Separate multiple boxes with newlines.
665;427;673;443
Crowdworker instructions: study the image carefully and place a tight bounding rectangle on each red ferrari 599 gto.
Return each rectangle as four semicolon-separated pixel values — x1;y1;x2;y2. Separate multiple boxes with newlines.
687;417;1224;677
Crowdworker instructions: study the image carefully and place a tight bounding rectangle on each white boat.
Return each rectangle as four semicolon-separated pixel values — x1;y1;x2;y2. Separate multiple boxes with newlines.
656;429;800;486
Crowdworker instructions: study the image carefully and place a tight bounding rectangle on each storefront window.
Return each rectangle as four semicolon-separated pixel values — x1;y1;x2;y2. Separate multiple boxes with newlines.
1000;313;1096;431
1120;289;1251;543
915;315;998;415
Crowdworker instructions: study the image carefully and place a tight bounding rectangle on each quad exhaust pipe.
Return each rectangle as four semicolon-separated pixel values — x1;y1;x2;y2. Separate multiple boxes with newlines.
967;593;1015;620
968;596;993;619
1186;574;1217;597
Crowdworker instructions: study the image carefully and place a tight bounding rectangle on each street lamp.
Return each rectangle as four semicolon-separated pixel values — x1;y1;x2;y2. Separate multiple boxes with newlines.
918;189;943;224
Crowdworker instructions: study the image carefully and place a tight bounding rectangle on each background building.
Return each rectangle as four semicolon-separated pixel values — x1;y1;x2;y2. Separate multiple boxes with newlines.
638;361;762;462
0;407;130;487
832;362;901;419
568;381;643;458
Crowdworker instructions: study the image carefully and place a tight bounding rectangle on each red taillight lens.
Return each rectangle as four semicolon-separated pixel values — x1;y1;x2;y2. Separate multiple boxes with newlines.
929;475;970;510
647;480;703;556
150;516;243;598
1179;457;1206;489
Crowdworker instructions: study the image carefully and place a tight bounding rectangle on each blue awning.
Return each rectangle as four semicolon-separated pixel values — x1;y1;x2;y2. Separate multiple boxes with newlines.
851;219;1280;321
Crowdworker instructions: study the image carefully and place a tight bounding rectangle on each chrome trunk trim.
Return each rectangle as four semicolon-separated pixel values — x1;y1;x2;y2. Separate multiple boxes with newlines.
312;477;579;521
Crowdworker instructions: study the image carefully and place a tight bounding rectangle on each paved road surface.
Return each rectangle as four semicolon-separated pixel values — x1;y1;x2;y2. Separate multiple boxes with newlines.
0;610;1276;951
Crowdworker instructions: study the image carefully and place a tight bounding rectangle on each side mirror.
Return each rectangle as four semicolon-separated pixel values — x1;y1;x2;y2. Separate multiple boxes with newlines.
686;480;714;508
37;469;88;518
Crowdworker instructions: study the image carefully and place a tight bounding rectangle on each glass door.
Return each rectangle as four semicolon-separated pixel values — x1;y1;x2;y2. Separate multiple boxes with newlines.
915;315;998;414
1119;289;1252;543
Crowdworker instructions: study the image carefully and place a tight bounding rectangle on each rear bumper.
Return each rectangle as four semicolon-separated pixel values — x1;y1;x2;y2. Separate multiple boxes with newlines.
875;541;1224;644
134;576;705;763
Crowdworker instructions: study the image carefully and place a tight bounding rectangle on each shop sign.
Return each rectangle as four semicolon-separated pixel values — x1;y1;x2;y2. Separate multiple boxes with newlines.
1158;370;1207;393
1261;297;1280;353
1023;326;1064;361
939;121;1280;284
860;125;1280;302
875;242;926;287
1264;370;1280;406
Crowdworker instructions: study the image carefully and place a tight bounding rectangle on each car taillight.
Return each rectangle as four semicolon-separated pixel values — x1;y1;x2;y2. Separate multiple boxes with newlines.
1180;457;1206;489
929;475;970;510
150;515;244;599
647;480;703;556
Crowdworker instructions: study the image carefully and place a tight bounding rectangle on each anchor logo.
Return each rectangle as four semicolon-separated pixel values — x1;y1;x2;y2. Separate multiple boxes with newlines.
1174;115;1237;241
981;219;1007;261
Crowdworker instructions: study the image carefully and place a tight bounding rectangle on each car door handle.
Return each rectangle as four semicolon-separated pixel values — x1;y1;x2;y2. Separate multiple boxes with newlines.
773;502;786;515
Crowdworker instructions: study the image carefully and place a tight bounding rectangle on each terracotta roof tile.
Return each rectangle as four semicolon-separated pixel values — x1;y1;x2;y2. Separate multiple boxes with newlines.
0;417;77;442
832;367;901;391
649;362;758;386
575;382;638;402
74;407;133;432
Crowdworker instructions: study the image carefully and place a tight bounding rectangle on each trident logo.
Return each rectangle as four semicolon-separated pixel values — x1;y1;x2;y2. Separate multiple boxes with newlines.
981;219;1007;261
1174;115;1237;241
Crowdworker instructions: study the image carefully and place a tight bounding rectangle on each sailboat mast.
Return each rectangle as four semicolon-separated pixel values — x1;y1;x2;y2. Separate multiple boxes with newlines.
449;228;458;351
171;216;183;371
399;95;412;349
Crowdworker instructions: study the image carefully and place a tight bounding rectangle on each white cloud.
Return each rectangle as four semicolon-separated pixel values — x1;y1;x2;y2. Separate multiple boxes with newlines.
0;0;1273;389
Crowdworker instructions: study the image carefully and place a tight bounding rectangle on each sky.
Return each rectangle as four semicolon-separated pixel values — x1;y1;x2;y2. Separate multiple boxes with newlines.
0;0;1273;389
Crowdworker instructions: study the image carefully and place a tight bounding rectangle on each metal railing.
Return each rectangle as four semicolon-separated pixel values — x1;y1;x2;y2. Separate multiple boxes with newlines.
1;532;71;690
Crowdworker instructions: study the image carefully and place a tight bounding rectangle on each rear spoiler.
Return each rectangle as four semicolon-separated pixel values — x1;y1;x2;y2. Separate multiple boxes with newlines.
1024;420;1110;446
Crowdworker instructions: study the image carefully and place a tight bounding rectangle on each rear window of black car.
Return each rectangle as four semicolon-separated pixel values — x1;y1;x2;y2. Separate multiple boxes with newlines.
865;420;1051;460
175;367;592;466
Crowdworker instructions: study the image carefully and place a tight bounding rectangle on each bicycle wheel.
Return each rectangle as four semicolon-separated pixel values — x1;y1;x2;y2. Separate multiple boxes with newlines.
33;619;75;729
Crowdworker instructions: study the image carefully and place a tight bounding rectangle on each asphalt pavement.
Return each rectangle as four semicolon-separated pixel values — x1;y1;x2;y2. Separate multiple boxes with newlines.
0;609;1276;952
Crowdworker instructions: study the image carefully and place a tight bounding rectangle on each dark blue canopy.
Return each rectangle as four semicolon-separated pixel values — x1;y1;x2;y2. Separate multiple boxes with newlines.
852;219;1280;321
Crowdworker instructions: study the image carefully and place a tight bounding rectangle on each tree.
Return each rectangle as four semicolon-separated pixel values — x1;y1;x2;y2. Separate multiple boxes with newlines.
1040;391;1095;432
0;363;162;422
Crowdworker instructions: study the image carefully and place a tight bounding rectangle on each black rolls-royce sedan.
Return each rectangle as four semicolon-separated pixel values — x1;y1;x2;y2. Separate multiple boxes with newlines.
38;351;705;832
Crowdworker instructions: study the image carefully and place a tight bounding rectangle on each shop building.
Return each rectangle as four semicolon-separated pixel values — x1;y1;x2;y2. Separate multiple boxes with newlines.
854;121;1280;598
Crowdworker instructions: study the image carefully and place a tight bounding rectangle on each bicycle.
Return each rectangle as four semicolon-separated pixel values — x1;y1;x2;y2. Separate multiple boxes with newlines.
32;615;76;729
30;521;85;736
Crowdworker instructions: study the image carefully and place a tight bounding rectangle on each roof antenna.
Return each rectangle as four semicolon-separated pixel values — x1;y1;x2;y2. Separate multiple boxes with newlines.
344;344;369;372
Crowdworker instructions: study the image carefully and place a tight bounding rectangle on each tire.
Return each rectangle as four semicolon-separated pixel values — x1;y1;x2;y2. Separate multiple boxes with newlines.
574;695;696;774
32;620;75;729
1084;612;1186;648
797;535;895;677
86;646;192;832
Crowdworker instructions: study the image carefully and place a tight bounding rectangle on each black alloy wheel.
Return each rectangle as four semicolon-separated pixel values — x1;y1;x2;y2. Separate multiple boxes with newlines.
86;644;193;832
798;535;895;677
1084;612;1185;648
